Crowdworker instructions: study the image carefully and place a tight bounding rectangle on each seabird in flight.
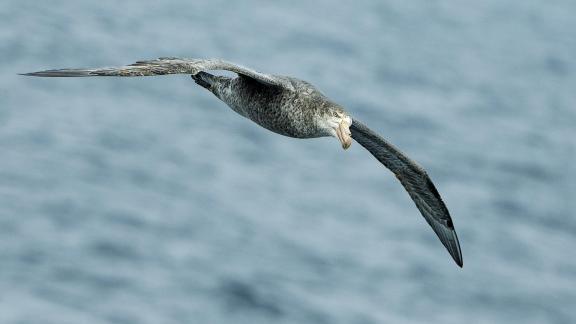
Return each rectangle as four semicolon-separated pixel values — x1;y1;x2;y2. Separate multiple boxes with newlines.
22;58;463;267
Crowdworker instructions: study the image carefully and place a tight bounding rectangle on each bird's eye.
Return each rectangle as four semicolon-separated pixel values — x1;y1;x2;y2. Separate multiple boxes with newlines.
332;111;339;117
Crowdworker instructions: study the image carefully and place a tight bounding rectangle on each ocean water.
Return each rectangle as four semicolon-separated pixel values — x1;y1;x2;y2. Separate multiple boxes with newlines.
1;0;575;323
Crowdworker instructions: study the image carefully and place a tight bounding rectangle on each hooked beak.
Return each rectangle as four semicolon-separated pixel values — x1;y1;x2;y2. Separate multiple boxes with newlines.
335;119;352;150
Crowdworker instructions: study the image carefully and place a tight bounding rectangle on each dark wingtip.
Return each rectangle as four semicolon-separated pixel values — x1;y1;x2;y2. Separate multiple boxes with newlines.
433;221;463;268
19;71;55;77
19;71;61;77
444;241;463;268
453;252;463;268
448;231;463;268
18;69;94;77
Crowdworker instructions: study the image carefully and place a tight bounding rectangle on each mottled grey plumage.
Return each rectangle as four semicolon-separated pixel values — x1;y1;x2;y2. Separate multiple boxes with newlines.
22;57;463;267
195;71;341;139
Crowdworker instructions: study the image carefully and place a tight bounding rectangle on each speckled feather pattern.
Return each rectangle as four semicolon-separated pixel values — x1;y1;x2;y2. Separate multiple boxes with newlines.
212;75;339;138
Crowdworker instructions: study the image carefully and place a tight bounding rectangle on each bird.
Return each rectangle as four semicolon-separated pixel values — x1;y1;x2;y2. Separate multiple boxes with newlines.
22;57;463;267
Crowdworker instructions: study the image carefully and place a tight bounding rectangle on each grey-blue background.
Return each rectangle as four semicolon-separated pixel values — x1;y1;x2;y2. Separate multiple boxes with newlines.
1;1;575;323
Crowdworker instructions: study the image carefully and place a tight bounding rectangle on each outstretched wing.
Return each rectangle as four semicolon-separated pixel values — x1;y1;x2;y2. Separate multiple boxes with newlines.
21;57;293;89
350;118;463;267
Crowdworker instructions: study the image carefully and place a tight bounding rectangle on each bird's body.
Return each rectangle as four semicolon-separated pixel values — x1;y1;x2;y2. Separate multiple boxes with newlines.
23;58;463;267
196;72;343;139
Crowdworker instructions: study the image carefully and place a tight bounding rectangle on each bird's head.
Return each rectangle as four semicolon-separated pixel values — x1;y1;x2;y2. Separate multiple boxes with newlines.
320;107;352;150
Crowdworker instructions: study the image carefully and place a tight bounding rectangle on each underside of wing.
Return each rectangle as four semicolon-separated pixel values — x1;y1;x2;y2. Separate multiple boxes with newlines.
21;57;293;89
350;118;463;267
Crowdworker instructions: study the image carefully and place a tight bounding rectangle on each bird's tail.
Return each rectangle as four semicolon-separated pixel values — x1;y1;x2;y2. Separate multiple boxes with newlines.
191;71;216;90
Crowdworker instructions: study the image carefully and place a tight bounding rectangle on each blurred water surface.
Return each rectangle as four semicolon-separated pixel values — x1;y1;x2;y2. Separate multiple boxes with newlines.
1;0;575;323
